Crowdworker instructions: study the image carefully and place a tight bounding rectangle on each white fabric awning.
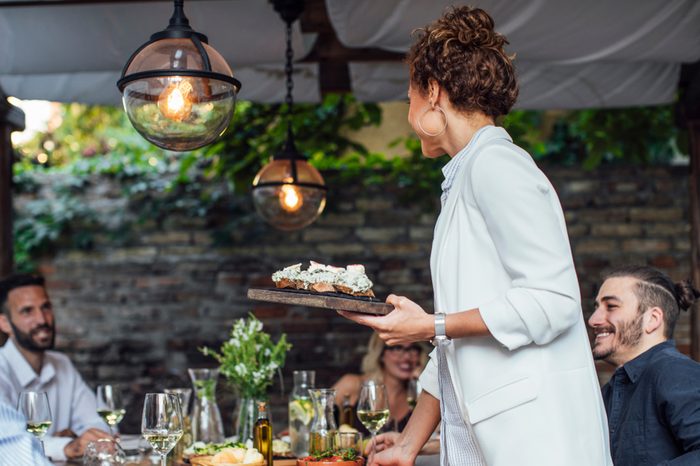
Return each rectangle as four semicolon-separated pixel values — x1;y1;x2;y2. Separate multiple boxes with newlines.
0;0;698;108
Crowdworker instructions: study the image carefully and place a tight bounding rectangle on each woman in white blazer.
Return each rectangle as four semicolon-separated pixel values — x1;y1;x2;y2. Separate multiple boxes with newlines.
340;6;612;466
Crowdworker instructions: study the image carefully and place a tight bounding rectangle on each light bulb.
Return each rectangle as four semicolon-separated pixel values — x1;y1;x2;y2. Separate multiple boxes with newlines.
279;184;303;212
158;78;195;122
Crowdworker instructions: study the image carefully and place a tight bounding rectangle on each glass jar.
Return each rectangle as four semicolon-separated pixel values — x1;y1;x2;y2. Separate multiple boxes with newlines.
188;368;224;444
289;370;315;457
83;438;126;465
309;388;337;454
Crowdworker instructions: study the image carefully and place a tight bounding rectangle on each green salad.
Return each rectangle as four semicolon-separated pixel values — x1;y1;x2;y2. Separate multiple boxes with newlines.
302;448;360;462
186;440;247;457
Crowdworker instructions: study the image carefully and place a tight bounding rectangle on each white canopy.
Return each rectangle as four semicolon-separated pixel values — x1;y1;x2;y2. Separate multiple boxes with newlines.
0;0;699;108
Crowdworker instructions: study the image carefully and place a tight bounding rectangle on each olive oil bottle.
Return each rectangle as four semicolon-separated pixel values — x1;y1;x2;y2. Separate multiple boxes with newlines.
254;401;273;466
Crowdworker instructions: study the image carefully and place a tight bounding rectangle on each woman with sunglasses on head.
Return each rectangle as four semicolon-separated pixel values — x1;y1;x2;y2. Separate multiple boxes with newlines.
339;5;612;466
332;333;427;435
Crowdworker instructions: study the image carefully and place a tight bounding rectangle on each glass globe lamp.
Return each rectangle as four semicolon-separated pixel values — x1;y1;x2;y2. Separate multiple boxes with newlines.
252;153;327;231
252;0;327;230
117;0;241;151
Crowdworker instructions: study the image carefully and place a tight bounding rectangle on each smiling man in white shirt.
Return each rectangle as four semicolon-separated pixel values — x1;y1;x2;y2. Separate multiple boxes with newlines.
0;273;111;462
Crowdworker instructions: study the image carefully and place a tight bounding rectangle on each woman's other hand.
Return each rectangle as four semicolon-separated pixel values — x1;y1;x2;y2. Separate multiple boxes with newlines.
367;434;417;466
366;432;399;456
338;294;433;345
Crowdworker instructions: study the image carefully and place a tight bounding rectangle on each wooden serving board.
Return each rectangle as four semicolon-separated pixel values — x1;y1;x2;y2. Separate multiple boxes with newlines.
247;288;394;315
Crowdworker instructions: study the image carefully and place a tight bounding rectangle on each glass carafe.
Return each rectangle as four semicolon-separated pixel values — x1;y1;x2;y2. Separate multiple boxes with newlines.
289;370;315;457
309;388;337;454
188;368;224;443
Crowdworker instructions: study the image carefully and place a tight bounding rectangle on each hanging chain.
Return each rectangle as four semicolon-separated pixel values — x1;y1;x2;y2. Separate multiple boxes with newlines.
285;21;294;118
285;18;298;179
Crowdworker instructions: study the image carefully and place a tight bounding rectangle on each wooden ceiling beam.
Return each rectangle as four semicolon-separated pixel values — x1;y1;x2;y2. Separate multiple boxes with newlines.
299;0;403;95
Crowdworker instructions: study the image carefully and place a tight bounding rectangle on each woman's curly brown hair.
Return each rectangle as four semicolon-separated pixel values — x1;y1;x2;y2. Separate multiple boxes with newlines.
407;5;518;118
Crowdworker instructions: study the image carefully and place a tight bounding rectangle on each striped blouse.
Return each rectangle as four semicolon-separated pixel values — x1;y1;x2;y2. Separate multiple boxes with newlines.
0;399;52;466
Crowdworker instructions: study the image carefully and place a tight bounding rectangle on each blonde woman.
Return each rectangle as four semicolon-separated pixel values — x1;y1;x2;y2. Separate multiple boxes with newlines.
332;333;426;435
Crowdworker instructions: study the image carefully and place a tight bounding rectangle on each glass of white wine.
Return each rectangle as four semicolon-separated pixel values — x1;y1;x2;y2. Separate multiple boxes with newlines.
356;381;389;458
18;391;52;455
141;393;183;466
97;385;126;436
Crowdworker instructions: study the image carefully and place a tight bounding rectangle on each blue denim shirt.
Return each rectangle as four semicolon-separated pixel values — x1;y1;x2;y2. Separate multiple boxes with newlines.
602;340;700;465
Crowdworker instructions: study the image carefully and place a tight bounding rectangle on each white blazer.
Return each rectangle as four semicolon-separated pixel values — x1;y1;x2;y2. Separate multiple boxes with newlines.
418;127;612;465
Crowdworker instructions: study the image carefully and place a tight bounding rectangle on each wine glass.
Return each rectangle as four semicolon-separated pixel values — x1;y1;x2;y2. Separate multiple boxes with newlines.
97;385;126;436
18;391;52;455
141;393;183;466
356;381;389;458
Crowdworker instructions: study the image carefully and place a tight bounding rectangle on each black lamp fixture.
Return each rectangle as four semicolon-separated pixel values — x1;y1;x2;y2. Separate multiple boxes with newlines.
251;0;327;231
117;0;241;151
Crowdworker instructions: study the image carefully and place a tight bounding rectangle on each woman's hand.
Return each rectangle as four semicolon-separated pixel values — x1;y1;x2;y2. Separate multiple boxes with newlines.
366;432;400;456
367;436;418;466
338;294;434;345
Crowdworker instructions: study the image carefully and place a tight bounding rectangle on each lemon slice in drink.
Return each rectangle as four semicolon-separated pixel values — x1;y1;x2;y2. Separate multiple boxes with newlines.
289;399;314;424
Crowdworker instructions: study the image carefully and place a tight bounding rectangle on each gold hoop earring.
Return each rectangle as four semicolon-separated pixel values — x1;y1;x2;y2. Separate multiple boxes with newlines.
417;105;447;137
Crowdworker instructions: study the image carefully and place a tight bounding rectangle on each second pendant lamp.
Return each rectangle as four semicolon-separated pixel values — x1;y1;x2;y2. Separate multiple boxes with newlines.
251;0;327;231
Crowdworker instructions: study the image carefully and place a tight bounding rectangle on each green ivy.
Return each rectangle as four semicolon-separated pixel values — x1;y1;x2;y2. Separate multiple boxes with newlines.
11;96;685;271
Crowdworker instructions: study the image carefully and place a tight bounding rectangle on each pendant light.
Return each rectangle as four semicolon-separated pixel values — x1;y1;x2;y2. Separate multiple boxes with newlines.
251;0;327;231
117;0;241;151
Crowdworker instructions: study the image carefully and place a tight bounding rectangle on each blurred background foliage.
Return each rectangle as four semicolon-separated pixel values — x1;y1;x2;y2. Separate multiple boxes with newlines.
11;94;687;270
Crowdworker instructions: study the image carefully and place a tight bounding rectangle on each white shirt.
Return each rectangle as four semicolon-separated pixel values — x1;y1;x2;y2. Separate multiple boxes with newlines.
419;126;612;465
439;125;491;207
0;399;52;466
0;339;109;461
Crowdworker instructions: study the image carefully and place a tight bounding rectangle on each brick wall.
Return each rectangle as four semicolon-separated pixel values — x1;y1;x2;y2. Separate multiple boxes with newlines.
8;163;693;434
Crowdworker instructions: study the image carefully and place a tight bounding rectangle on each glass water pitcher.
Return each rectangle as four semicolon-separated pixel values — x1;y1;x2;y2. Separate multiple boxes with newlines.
309;388;337;454
289;370;315;457
188;368;225;443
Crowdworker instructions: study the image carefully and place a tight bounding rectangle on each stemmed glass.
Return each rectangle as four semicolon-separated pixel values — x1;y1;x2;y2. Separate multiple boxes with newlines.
18;391;52;455
97;385;126;436
141;393;183;466
356;381;389;458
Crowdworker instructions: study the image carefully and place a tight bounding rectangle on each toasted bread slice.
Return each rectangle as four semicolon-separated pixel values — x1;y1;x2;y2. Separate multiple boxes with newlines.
310;282;336;293
334;284;375;298
275;278;296;289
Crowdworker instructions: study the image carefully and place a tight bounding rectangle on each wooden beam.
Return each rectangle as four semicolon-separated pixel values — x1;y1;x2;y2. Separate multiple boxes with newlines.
690;120;700;361
299;0;403;95
0;92;25;279
679;61;700;360
0;126;13;279
0;0;178;7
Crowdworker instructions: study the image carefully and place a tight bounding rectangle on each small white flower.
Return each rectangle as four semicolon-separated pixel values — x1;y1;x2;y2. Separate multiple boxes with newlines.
235;363;247;376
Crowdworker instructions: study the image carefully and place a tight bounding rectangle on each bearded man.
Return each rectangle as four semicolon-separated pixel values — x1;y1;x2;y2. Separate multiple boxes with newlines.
589;265;700;465
0;273;111;462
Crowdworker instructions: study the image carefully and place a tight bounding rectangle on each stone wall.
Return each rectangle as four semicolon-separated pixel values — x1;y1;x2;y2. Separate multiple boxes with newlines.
7;163;693;434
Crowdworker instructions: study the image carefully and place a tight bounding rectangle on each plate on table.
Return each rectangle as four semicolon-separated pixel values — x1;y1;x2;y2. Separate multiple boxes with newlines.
247;288;393;315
